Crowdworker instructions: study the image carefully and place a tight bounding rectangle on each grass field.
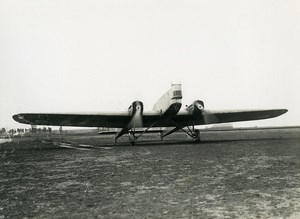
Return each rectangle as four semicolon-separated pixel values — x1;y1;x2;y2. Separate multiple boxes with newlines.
1;127;300;218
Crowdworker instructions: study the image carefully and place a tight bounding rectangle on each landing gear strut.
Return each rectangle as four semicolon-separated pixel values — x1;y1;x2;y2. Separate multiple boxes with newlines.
170;121;201;142
126;121;159;145
128;132;136;145
180;126;200;142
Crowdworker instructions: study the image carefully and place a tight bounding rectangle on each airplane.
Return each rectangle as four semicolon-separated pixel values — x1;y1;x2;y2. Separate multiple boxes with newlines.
13;84;287;145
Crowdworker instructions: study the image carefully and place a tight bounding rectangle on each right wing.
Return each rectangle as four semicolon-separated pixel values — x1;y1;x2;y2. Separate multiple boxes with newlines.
12;112;134;128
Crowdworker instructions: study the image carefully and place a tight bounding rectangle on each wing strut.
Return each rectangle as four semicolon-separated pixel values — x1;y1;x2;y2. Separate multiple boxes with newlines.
114;120;160;145
133;121;159;142
161;121;201;142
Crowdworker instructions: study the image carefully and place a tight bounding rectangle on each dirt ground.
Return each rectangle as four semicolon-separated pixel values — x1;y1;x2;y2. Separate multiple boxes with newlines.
1;128;300;218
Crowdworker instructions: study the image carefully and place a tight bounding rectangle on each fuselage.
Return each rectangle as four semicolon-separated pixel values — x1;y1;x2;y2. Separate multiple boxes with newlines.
152;84;183;120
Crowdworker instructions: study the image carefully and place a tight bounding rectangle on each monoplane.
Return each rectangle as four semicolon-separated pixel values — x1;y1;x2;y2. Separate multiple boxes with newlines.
13;84;287;145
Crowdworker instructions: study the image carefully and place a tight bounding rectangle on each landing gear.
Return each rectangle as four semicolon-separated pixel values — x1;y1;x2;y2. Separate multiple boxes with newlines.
126;121;159;145
114;131;136;145
128;132;136;146
182;126;201;142
169;121;201;142
185;126;200;141
115;120;201;145
160;132;164;141
192;129;201;142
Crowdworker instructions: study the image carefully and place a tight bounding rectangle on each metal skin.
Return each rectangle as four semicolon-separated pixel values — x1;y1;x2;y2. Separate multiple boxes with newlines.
115;84;184;144
186;100;205;115
12;84;288;145
153;84;182;116
161;100;205;140
115;101;143;143
128;101;144;129
115;98;183;145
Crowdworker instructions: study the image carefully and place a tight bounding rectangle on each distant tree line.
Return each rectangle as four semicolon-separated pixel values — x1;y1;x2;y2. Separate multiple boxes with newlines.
0;127;53;136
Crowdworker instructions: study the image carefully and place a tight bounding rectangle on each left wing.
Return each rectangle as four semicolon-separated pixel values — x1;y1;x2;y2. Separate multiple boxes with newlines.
198;109;288;125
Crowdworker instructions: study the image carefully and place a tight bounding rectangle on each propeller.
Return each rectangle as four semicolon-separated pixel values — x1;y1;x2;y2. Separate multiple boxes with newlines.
128;101;144;129
189;100;213;124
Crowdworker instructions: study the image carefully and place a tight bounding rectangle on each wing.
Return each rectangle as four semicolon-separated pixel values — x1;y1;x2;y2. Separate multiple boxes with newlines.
12;111;165;128
198;109;288;125
12;112;135;128
12;109;287;128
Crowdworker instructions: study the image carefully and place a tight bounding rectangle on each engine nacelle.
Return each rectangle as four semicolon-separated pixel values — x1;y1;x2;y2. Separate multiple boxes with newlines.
128;101;144;128
186;100;204;115
128;101;144;115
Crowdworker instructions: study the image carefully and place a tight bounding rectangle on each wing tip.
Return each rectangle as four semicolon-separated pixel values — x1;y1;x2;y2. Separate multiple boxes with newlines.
12;113;30;124
12;114;21;122
271;109;288;118
279;109;288;115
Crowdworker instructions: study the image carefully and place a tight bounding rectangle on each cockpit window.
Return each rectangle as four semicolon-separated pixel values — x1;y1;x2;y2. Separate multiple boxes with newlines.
173;90;182;98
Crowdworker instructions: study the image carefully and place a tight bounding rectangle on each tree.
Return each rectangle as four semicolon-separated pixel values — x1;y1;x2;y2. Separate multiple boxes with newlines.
8;129;16;135
0;128;5;134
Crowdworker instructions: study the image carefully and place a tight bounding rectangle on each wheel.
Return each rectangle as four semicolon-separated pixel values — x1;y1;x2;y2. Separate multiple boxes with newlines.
193;130;201;142
128;133;136;145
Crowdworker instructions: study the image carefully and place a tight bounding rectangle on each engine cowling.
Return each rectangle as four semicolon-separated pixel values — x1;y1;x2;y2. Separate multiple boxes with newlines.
186;100;204;115
128;101;144;128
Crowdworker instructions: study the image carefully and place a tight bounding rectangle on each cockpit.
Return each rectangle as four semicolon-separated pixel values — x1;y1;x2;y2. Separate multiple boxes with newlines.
171;84;182;99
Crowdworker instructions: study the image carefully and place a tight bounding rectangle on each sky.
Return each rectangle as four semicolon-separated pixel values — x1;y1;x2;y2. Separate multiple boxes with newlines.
0;0;299;129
